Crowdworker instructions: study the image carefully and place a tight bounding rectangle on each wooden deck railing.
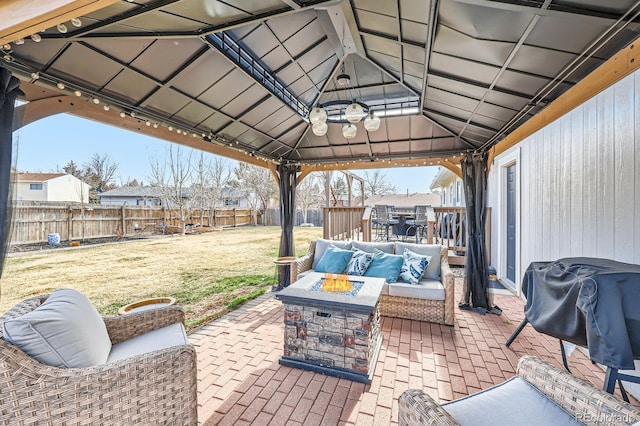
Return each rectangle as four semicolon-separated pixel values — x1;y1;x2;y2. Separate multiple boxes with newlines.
322;206;491;264
322;206;368;241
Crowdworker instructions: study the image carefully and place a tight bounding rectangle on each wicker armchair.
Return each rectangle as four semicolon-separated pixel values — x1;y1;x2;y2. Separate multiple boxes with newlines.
399;356;640;426
0;295;198;425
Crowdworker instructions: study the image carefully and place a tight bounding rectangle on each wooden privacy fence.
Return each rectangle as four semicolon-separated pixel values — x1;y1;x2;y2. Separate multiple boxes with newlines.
10;203;255;245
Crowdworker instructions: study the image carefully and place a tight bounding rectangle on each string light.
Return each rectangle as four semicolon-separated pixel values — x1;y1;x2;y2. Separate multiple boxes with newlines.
15;39;24;45
56;82;65;89
31;34;42;43
30;72;39;80
119;111;126;118
103;105;110;111
56;23;68;34
74;90;82;96
71;18;82;28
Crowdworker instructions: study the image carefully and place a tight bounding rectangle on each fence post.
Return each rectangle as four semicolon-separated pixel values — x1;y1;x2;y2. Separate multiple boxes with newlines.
121;205;126;237
233;208;237;227
67;205;73;242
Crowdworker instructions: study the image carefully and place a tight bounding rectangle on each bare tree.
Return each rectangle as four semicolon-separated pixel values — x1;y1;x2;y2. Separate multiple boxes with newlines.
232;162;276;225
149;145;194;235
296;172;323;224
206;157;230;226
83;153;119;203
361;170;397;199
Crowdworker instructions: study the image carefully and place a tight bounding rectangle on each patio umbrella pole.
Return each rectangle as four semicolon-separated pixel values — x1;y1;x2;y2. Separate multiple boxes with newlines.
276;163;298;290
0;68;22;288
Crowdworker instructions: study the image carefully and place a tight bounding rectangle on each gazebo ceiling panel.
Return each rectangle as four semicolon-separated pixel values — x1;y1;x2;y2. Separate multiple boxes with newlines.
433;25;514;68
361;35;402;61
526;16;618;55
353;0;397;17
280;19;327;59
240;99;288;127
222;86;272;119
173;101;215;127
198;69;255;110
48;44;123;90
429;52;501;87
171;53;236;98
130;39;205;82
266;9;317;42
144;88;192;117
118;10;206;33
355;10;399;39
84;2;136;21
11;40;68;68
85;39;154;64
233;25;280;59
254;108;299;134
102;69;157;104
160;0;253;27
200;113;232;132
400;20;429;44
399;0;430;23
438;1;533;42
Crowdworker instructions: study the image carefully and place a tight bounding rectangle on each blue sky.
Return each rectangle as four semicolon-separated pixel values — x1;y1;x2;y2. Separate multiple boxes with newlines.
15;113;439;193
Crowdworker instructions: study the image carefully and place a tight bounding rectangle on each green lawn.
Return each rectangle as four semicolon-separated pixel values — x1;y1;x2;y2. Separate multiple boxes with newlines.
1;226;323;330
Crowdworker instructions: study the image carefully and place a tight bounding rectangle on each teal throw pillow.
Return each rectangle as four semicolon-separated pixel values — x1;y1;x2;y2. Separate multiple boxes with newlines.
315;244;353;274
364;250;404;283
399;248;431;284
346;249;374;276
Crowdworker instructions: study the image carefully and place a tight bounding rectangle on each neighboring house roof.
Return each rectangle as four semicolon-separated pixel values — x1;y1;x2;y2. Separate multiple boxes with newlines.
12;173;66;182
365;193;441;208
98;186;164;198
430;167;459;191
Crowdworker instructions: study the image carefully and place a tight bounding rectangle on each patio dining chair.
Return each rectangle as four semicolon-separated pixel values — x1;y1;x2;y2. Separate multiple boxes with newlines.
405;205;430;243
374;205;399;241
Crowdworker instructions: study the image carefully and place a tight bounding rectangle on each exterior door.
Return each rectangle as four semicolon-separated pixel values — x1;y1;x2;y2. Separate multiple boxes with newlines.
506;164;517;283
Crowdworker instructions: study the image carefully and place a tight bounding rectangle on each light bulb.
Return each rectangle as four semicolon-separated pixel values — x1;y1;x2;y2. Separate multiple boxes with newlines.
30;72;39;80
309;107;327;125
92;98;100;104
2;44;10;50
130;112;136;118
15;39;24;45
342;123;357;139
363;111;381;131
119;111;126;118
74;90;82;96
31;34;42;42
71;18;82;27
56;82;65;89
57;23;68;34
3;54;11;62
103;105;110;111
168;126;173;131
145;120;151;126
311;122;327;136
345;102;364;123
153;123;159;128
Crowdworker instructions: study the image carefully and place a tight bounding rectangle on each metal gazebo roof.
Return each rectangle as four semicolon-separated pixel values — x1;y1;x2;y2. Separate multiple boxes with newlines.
3;0;640;169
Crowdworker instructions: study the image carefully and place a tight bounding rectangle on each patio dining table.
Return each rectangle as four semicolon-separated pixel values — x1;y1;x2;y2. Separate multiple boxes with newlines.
391;209;416;240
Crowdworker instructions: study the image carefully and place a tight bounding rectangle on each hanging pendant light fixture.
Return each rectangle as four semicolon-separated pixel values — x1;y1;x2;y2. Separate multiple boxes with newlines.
308;63;381;139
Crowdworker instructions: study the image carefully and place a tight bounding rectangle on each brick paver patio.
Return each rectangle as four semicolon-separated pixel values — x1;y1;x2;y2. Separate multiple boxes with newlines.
190;278;635;425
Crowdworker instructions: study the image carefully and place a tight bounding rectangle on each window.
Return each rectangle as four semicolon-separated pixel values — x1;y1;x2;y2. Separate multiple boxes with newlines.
224;198;240;207
29;183;43;190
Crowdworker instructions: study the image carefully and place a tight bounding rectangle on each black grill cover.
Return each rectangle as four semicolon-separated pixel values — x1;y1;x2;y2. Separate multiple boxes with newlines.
523;258;640;370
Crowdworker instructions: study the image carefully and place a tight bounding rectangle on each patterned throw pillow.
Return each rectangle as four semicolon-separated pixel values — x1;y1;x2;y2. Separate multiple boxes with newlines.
399;248;431;284
346;249;374;276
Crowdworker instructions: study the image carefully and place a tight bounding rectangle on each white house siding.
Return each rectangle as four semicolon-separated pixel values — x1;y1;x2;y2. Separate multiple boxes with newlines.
46;175;90;203
487;69;640;292
15;182;47;201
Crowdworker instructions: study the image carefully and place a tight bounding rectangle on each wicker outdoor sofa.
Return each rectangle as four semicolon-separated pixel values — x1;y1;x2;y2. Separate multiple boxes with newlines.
0;292;198;425
291;239;455;325
399;355;640;426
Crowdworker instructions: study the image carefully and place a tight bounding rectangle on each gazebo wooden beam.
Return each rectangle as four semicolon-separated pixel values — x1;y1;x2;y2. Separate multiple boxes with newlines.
14;83;270;169
489;34;640;165
0;0;119;45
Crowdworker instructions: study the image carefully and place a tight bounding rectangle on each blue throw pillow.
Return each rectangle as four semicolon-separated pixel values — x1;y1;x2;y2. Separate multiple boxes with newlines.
364;250;404;283
399;248;431;284
315;244;353;274
346;249;374;276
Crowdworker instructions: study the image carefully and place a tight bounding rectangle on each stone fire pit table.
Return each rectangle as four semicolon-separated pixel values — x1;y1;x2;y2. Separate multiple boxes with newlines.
275;272;385;383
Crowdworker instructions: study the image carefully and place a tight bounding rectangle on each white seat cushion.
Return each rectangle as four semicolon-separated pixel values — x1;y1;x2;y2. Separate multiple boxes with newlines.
387;279;445;301
107;323;188;364
3;289;111;368
443;376;579;426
